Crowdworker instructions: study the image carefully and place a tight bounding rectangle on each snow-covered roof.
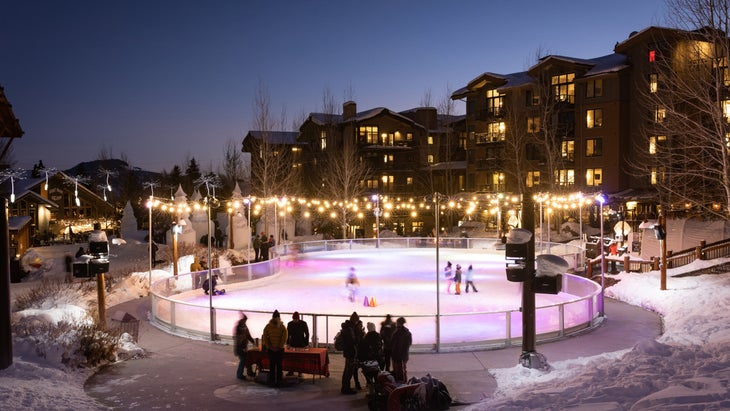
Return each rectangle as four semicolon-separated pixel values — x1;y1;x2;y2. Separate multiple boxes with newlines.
246;130;300;145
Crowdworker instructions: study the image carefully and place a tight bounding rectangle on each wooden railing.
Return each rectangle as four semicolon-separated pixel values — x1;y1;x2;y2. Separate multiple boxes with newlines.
586;237;730;276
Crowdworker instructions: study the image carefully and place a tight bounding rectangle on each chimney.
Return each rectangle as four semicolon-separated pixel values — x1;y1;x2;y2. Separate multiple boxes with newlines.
343;101;356;120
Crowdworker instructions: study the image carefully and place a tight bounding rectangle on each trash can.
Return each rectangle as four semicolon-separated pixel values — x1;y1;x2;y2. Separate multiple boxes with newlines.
111;310;140;342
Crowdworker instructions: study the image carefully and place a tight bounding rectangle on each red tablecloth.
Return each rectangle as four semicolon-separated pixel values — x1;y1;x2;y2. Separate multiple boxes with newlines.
245;347;330;378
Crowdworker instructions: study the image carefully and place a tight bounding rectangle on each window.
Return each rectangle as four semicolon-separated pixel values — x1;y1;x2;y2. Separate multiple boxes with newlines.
526;90;540;106
555;169;575;187
459;131;467;149
587;79;603;98
586;138;603;157
723;100;730;120
319;131;327;150
586;109;603;128
561;140;575;162
428;136;434;145
486;89;504;116
487;122;506;141
527;116;541;133
406;177;413;185
649;49;656;62
717;57;730;87
406;132;413;141
383;154;394;164
394;131;403;142
359;126;378;144
491;172;505;190
654;107;666;123
651;166;665;185
381;175;394;191
649;135;666;154
586;168;602;186
381;133;395;146
365;179;379;189
526;171;540;188
427;154;434;164
649;73;658;93
551;73;575;103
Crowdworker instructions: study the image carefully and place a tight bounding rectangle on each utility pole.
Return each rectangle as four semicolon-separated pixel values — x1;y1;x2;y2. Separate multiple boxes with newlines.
1;199;12;369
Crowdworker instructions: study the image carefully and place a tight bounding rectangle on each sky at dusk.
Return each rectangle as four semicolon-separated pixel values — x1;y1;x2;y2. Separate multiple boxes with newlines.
1;0;665;173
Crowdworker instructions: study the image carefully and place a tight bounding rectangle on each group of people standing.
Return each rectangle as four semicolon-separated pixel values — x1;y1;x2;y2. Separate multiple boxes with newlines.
252;232;276;262
233;309;310;387
444;261;478;294
340;312;412;395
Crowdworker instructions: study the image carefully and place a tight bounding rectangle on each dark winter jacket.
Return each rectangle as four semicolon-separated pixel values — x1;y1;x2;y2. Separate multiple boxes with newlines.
380;320;395;352
454;268;462;283
286;319;310;348
262;318;287;352
234;319;255;356
340;320;358;359
391;325;412;362
358;331;384;362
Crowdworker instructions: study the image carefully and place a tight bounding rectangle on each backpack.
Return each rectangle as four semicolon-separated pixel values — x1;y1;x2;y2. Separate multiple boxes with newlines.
334;330;344;351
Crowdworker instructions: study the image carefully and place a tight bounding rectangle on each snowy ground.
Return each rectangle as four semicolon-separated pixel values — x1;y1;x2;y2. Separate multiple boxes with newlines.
2;232;729;410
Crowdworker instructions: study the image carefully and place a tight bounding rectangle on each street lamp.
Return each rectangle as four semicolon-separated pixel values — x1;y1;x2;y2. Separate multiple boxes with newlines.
426;192;447;352
372;194;381;248
227;199;241;249
596;193;606;317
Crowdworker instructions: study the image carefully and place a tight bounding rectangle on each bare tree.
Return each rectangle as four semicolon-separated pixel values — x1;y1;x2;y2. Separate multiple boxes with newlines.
220;138;245;192
250;80;299;233
316;88;371;238
630;0;730;218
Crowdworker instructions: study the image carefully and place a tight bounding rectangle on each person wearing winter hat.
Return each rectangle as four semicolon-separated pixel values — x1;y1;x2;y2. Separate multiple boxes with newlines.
379;314;395;372
233;312;255;380
262;309;287;386
454;264;463;295
358;322;384;386
286;311;310;377
340;311;361;394
391;317;412;383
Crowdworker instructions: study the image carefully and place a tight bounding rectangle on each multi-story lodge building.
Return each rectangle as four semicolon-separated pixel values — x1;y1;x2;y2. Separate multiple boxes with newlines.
244;26;730;237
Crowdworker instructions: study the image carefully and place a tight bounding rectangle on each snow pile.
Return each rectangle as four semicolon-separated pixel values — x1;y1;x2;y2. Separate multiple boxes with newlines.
468;259;730;410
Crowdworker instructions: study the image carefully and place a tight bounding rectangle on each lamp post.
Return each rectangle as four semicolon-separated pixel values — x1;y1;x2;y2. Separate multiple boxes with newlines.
372;194;381;248
148;195;153;287
227;199;241;249
427;192;447;352
596;193;606;317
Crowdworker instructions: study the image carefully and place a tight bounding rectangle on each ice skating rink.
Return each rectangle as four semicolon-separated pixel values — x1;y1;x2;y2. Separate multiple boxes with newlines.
156;247;599;348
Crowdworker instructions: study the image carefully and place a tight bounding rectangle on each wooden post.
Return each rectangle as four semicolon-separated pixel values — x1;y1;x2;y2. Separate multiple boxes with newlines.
623;255;631;273
660;214;667;291
97;272;106;328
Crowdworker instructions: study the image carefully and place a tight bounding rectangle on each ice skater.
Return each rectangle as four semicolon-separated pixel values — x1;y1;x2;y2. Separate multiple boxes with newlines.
346;267;360;302
202;274;225;295
444;261;453;294
454;264;463;295
465;264;478;293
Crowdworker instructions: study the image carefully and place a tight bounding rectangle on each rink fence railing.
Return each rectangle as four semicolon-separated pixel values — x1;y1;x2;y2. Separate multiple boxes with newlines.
149;237;602;353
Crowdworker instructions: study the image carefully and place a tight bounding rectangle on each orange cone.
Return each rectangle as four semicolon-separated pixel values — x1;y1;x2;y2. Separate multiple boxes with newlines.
369;297;377;307
363;296;369;306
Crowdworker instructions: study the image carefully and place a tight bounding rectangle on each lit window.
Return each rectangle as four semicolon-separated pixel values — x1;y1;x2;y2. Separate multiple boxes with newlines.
381;175;394;190
428;136;434;145
527;116;540;133
561;140;575;162
359;126;378;144
487;122;506;141
654;107;666;123
586;109;603;128
320;131;327;150
486;89;504;116
427;154;434;164
406;132;413;141
649;135;666;154
586;138;602;157
526;171;540;188
406;177;413;185
586;168;602;186
551;73;575;103
383;154;394;164
649;73;658;93
649;50;656;62
555;169;575;187
723;100;730;120
491;172;505;190
586;79;603;98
